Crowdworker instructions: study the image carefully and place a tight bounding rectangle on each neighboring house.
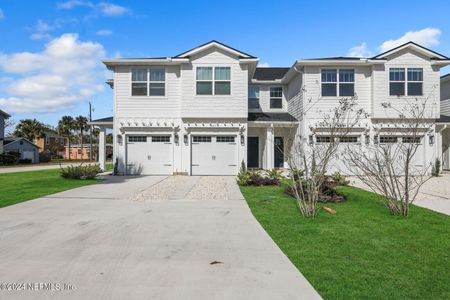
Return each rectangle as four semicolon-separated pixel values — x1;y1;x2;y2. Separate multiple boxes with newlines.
3;137;40;163
35;131;67;156
93;40;450;175
0;109;11;154
65;144;113;160
438;73;450;170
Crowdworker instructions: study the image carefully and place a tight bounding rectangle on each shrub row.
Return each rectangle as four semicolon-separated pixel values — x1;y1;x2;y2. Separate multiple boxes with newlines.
60;164;102;180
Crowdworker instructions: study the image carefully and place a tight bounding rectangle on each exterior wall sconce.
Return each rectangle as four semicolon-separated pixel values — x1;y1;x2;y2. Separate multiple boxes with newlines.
174;134;179;145
365;134;370;145
240;134;245;146
374;135;379;144
183;134;188;144
429;135;435;145
308;135;313;145
117;134;123;144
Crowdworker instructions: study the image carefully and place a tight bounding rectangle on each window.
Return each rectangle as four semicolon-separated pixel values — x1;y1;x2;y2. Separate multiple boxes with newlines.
192;136;211;143
389;68;423;96
407;68;423;96
248;85;260;109
128;136;147;143
379;136;398;144
339;136;358;143
321;69;354;97
216;136;235;143
270;87;283;109
316;136;332;143
131;67;165;96
78;149;82;155
196;67;230;95
402;136;421;143
152;136;171;143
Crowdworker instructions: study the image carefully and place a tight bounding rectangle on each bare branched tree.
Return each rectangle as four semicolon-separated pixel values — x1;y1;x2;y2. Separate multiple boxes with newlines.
286;97;366;217
345;96;436;216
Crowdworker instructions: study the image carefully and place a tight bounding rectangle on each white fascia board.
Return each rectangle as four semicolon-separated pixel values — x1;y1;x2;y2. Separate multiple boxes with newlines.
178;42;251;58
251;79;282;84
376;44;447;60
431;60;450;66
102;58;190;67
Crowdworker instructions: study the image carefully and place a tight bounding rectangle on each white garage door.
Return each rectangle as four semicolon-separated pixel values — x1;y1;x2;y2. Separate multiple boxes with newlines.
22;151;35;163
126;135;173;175
191;135;238;175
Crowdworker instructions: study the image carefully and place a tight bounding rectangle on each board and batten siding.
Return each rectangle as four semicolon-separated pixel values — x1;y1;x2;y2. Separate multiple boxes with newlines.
180;48;248;118
114;65;182;119
372;49;440;119
301;65;372;121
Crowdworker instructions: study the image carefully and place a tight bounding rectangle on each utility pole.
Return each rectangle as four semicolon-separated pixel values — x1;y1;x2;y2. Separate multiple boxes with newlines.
89;101;93;162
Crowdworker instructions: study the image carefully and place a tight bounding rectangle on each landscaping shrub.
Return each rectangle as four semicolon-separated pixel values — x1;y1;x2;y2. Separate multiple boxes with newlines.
0;152;19;166
237;167;281;186
60;164;102;180
433;159;441;177
331;171;350;186
290;168;304;181
18;158;32;164
285;176;345;203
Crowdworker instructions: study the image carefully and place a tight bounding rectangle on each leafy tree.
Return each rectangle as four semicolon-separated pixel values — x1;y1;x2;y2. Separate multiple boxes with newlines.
14;119;45;142
75;116;88;159
58;116;75;159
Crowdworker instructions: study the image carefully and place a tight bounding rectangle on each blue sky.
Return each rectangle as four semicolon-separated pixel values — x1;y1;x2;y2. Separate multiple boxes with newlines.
1;0;450;127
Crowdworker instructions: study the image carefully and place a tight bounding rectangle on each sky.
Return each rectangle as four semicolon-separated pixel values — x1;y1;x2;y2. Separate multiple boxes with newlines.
1;0;450;127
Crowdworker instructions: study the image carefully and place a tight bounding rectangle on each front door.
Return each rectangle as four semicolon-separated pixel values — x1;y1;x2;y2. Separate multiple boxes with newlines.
247;137;259;168
274;137;284;168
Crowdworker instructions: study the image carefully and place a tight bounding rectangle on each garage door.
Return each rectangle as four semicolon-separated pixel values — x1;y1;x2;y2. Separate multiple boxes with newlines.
22;151;35;163
191;135;238;175
126;135;173;175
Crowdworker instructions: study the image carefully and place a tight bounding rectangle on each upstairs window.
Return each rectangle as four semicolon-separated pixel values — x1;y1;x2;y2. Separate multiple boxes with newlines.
389;68;423;96
248;85;260;109
407;68;423;96
321;69;355;97
196;66;231;95
131;67;165;96
270;87;283;109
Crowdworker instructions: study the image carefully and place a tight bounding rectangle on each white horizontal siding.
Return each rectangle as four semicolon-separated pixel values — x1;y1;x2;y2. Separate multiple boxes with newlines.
441;99;450;116
286;72;303;121
441;79;450;102
372;49;440;119
114;65;181;119
181;47;247;118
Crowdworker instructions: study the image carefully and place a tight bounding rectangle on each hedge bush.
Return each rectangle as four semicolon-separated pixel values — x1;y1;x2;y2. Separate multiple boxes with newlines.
60;164;102;180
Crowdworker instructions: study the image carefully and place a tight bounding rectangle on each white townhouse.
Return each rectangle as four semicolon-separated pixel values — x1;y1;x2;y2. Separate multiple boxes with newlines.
439;73;450;169
91;41;450;175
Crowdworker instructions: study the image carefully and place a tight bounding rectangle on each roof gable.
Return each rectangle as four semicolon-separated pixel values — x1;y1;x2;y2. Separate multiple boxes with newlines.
3;137;39;148
175;40;256;59
372;41;448;60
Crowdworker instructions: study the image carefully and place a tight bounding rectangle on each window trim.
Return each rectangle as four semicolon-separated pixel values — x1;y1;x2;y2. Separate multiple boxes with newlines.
269;86;283;110
320;68;355;98
131;67;167;97
195;66;231;96
388;67;423;97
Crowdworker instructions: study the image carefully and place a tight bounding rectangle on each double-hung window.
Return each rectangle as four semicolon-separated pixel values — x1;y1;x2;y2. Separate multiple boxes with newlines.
389;68;423;96
270;87;283;109
196;66;231;95
321;69;355;97
248;85;260;109
131;67;165;96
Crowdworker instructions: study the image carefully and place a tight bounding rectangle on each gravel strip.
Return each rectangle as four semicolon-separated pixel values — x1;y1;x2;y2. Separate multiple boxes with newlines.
186;176;228;200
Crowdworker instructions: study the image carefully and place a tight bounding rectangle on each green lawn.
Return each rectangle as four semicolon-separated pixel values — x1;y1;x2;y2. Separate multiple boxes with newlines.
105;162;113;171
240;182;450;300
0;169;99;208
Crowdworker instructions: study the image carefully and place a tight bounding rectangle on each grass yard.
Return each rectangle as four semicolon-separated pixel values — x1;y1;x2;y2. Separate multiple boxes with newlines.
0;169;99;208
240;182;450;299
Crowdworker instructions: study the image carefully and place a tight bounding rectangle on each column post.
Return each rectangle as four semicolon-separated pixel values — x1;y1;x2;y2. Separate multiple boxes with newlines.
266;125;274;170
99;126;106;171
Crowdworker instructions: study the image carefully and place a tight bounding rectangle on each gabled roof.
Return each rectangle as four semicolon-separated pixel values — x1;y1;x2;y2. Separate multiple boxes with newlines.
442;73;450;82
174;40;256;59
303;56;363;61
372;41;449;60
3;137;39;148
253;67;290;81
0;109;10;118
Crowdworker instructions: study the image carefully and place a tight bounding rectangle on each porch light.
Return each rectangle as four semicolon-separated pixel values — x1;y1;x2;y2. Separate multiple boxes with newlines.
174;134;179;145
117;134;123;144
429;135;435;145
184;134;188;144
309;135;313;145
240;134;245;146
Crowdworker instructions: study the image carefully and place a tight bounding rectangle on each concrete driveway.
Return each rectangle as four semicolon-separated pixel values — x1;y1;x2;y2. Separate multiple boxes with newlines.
0;176;321;300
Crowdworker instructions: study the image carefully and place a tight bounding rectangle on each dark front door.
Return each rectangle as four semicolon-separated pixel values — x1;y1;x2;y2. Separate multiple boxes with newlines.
247;137;259;168
274;137;284;168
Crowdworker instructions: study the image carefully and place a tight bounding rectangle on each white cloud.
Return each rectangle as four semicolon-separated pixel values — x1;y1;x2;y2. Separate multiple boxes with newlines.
57;0;93;9
379;28;441;53
96;29;113;36
30;19;53;41
98;2;130;16
0;33;106;113
258;62;270;68
348;42;373;57
0;8;5;20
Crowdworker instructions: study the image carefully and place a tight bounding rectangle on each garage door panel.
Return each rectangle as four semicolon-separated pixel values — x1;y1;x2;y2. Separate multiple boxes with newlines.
191;135;237;175
127;135;173;175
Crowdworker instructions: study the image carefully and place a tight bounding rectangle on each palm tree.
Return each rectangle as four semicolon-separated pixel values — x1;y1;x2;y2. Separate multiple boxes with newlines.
58;116;75;160
75;116;88;159
14;119;45;142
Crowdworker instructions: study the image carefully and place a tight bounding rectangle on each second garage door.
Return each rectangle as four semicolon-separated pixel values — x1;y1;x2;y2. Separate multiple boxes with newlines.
126;135;173;175
191;135;238;175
